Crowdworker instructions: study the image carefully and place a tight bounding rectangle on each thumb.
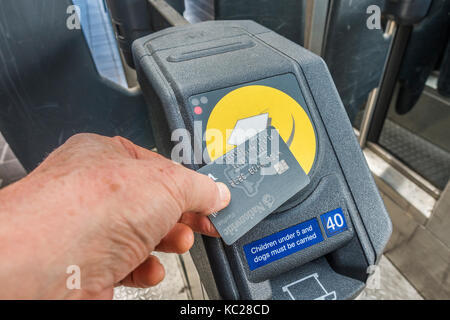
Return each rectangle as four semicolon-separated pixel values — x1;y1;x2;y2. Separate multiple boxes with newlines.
181;169;231;215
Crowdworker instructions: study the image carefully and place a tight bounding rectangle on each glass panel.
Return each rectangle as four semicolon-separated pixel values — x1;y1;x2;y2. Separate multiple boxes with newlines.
322;0;390;128
375;0;450;190
187;0;306;45
72;0;127;87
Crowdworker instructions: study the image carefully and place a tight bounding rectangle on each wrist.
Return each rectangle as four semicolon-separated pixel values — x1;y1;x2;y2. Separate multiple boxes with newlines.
0;176;78;298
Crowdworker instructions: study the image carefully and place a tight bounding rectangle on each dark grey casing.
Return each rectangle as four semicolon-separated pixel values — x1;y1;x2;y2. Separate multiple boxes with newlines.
132;21;392;300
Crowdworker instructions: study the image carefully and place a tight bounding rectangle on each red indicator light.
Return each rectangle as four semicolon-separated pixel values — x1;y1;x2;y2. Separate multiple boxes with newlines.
194;106;203;115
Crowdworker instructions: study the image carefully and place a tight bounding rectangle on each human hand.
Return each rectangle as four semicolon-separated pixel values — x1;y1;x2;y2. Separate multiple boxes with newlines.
0;134;230;299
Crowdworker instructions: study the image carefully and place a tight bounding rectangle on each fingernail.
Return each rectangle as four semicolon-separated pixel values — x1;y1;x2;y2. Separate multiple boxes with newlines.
216;182;231;206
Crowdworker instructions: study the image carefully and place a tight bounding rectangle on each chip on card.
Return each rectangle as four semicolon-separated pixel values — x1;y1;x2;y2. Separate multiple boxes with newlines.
198;127;310;245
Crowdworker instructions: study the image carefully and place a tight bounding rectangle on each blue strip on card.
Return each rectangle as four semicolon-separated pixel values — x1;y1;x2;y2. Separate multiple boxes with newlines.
243;218;324;271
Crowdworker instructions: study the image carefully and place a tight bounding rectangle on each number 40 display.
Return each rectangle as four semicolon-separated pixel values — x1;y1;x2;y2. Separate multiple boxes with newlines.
320;208;348;237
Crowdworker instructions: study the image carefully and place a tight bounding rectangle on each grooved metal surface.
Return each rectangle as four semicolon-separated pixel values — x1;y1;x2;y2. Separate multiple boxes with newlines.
379;120;450;190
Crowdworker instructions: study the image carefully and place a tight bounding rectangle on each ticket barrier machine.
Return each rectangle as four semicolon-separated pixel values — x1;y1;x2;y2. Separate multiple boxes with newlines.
132;21;392;300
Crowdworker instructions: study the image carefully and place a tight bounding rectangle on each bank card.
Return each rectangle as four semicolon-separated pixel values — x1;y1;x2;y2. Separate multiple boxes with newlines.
198;127;310;245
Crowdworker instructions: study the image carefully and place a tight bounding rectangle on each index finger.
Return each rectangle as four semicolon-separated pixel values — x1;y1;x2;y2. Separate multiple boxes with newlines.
179;212;220;238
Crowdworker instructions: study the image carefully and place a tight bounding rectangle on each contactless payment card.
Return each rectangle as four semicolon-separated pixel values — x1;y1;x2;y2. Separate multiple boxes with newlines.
198;127;310;245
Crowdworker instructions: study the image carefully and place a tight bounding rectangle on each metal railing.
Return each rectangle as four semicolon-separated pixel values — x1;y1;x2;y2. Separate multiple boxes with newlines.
148;0;189;31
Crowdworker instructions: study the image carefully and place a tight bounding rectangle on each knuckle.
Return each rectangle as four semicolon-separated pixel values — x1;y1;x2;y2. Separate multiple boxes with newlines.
66;132;93;144
112;136;138;158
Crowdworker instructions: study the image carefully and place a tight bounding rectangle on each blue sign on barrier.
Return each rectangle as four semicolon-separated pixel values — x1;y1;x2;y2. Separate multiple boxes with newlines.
320;208;348;237
243;218;324;270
